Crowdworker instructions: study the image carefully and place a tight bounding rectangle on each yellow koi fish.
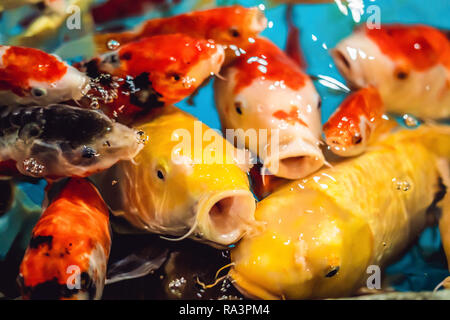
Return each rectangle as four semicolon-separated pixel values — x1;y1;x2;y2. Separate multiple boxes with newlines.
230;125;450;299
94;106;257;247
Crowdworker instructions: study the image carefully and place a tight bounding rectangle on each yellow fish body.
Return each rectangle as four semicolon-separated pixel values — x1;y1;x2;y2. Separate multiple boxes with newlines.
230;126;450;299
95;106;256;247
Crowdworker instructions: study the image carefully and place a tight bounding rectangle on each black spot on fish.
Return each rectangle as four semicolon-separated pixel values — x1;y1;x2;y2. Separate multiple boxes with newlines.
157;170;165;180
120;51;132;61
318;98;322;109
80;272;97;300
84;59;101;79
20;277;79;300
235;102;243;115
40;105;109;147
29;235;53;250
325;266;340;278
129;73;165;110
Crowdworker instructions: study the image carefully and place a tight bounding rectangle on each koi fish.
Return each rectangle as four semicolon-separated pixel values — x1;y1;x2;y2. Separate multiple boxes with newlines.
322;87;386;157
0;0;42;11
92;0;181;24
0;45;90;106
332;24;450;119
19;178;111;300
230;125;450;299
79;34;225;124
8;0;95;49
93;106;257;247
93;5;267;56
214;37;324;180
0;104;143;179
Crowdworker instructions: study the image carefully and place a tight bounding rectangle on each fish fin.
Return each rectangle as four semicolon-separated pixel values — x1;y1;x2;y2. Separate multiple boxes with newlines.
285;4;307;69
436;159;450;274
106;247;169;285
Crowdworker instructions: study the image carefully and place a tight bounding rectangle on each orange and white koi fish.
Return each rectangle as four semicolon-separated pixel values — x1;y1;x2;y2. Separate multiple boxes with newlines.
79;34;224;124
0;104;143;179
214;37;324;180
19;178;111;300
323;87;386;157
332;24;450;119
93;5;267;56
0;45;90;106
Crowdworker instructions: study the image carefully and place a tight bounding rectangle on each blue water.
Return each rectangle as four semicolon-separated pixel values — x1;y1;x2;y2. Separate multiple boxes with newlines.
1;0;449;293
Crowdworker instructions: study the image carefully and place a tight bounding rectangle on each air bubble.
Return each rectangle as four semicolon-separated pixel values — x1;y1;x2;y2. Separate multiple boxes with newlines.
107;39;121;50
23;158;45;177
402;114;420;128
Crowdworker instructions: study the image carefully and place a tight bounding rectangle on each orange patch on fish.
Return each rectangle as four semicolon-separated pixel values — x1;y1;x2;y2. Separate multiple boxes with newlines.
233;37;308;94
323;87;384;152
273;106;308;127
365;25;450;71
0;46;68;96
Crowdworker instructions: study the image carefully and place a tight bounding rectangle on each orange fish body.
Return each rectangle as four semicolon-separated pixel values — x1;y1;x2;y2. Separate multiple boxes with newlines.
323;87;385;157
214;37;323;179
249;164;288;200
19;178;111;300
80;34;224;124
0;45;90;106
93;5;267;58
332;24;450;119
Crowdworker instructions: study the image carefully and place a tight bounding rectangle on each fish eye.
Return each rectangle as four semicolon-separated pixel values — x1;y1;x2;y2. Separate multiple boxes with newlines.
325;266;340;278
31;87;47;97
168;72;181;81
235;101;243;115
395;70;409;80
229;27;240;38
352;134;362;144
156;169;165;180
318;99;322;109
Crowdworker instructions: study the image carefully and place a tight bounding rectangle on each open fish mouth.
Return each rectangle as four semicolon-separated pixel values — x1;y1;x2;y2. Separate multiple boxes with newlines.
196;189;256;246
263;138;325;179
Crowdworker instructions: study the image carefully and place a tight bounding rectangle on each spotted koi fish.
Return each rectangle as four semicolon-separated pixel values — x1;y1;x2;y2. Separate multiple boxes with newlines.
19;178;111;300
78;34;224;124
93;5;267;58
0;104;143;179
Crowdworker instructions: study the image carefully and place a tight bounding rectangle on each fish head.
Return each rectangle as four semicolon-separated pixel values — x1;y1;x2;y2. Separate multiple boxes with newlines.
10;104;142;178
201;6;267;47
230;188;372;299
323;87;383;157
0;46;89;106
214;59;323;179
331;27;396;90
99;35;225;106
101;107;256;246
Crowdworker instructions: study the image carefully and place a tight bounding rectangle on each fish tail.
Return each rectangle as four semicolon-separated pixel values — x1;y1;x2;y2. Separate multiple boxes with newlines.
19;178;111;300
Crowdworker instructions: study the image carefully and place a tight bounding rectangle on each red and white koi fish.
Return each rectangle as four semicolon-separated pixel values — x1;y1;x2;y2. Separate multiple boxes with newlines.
93;5;267;56
92;0;181;24
323;87;386;157
332;24;450;119
214;37;324;180
0;104;143;179
19;178;111;300
78;34;224;124
0;45;90;106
